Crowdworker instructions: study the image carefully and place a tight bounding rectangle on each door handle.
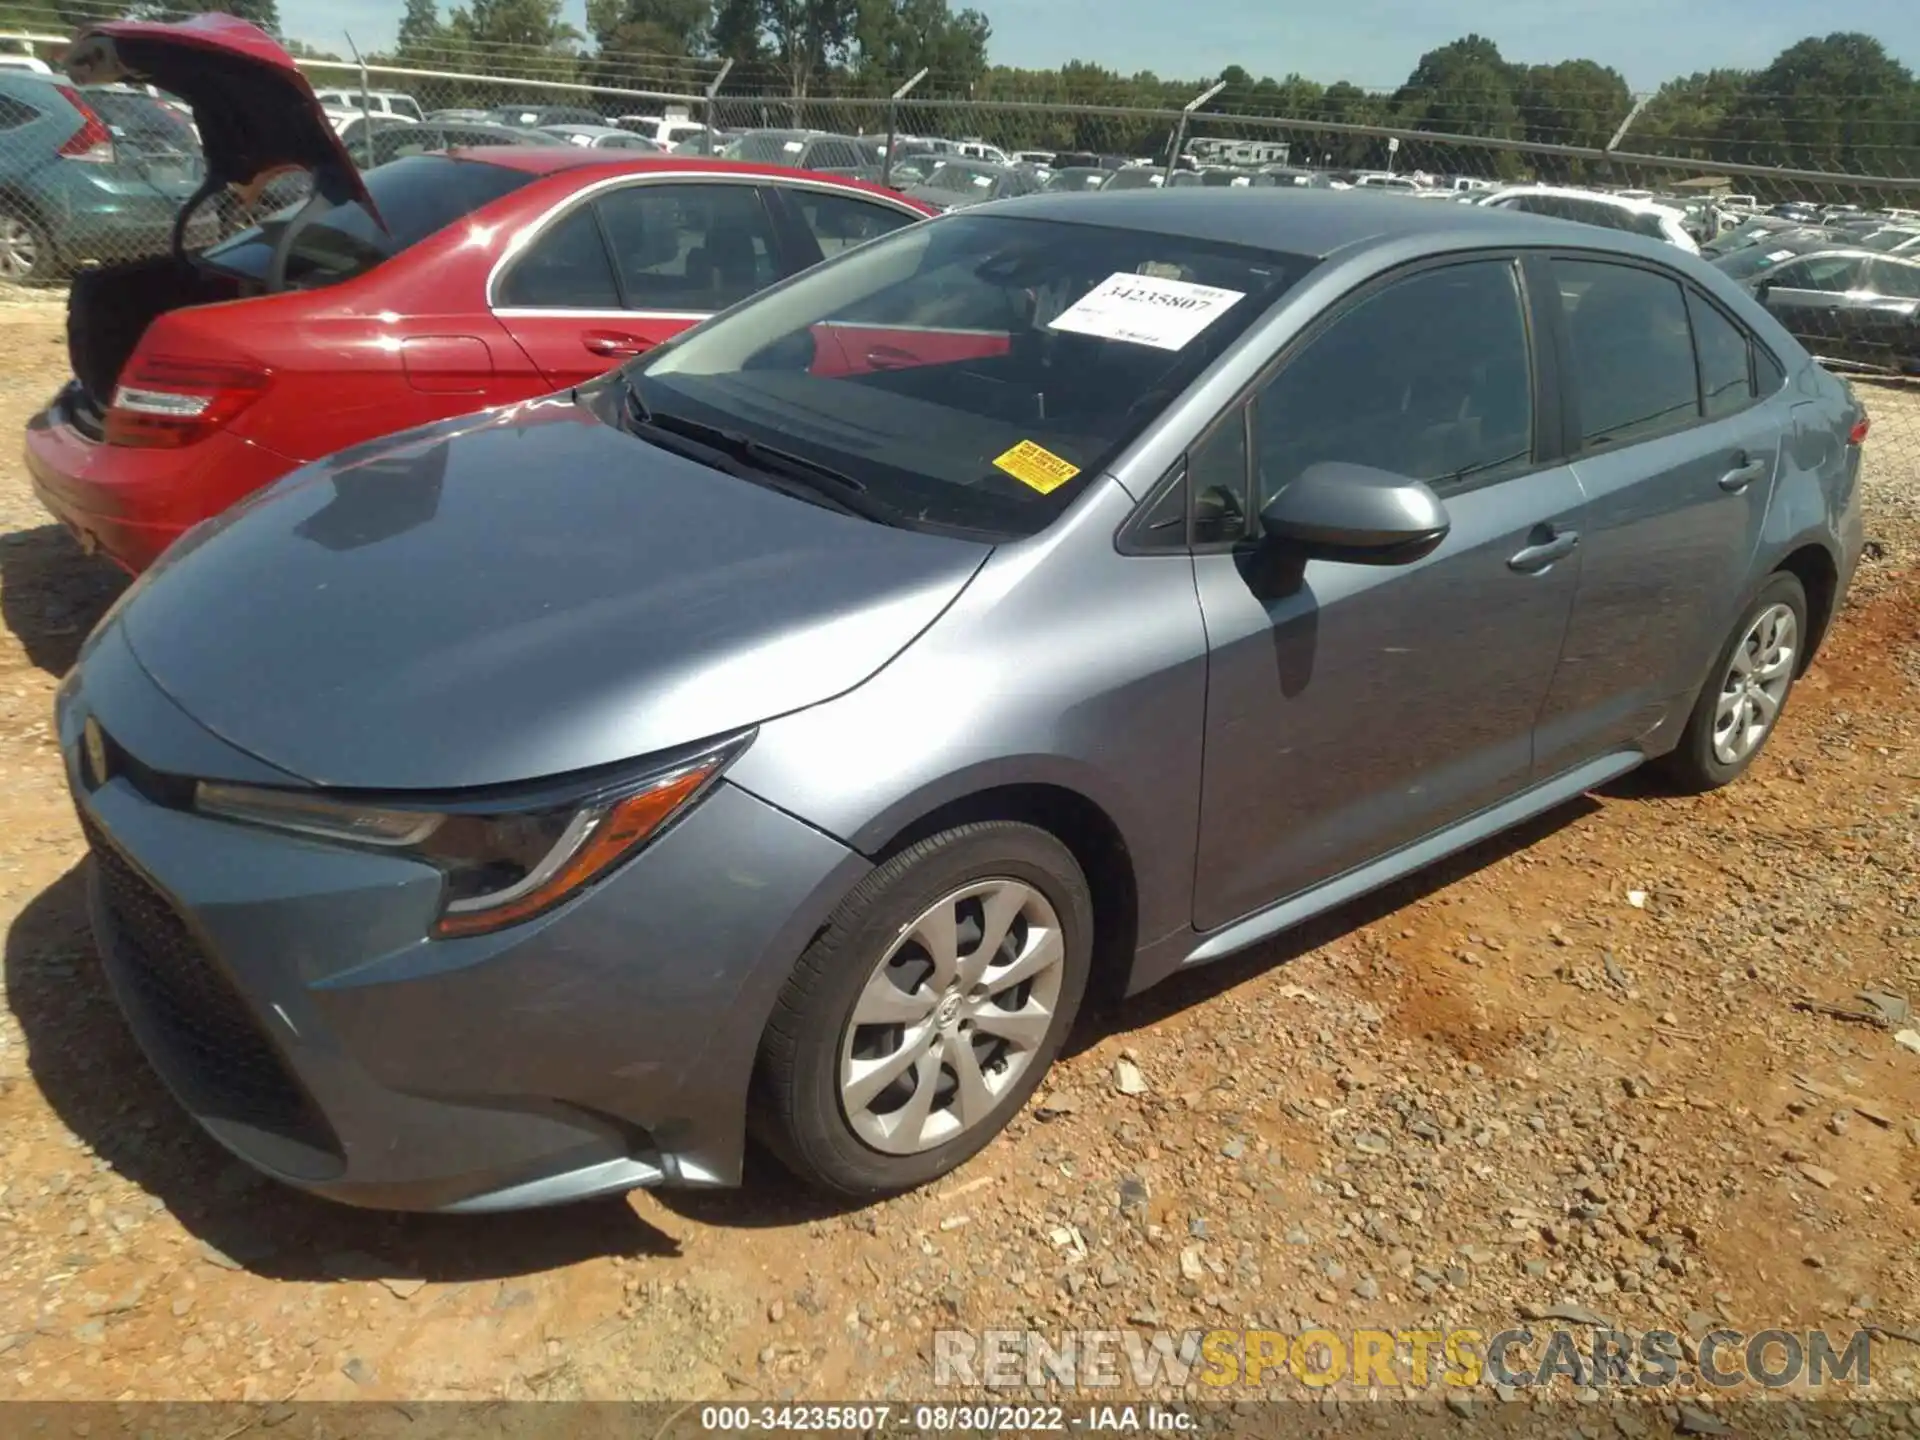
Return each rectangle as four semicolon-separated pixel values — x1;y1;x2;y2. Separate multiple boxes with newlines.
581;330;648;358
1719;454;1770;493
1508;528;1580;574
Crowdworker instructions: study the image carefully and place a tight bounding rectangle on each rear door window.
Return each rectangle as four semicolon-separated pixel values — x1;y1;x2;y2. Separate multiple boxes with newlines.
1553;259;1700;448
786;188;919;258
495;204;621;308
1687;290;1756;419
202;154;536;288
594;182;780;312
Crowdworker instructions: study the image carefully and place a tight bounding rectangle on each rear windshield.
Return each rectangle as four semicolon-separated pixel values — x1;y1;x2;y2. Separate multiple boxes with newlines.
86;89;195;148
199;154;534;288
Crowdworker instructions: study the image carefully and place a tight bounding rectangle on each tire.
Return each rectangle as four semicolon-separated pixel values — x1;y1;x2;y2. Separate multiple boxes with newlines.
1658;570;1808;793
0;205;54;285
755;821;1094;1197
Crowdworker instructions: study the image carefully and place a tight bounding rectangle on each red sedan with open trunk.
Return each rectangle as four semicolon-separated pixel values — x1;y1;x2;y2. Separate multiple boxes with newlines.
26;15;932;572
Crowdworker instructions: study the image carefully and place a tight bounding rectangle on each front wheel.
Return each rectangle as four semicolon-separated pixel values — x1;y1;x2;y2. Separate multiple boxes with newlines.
754;822;1093;1197
1659;570;1807;792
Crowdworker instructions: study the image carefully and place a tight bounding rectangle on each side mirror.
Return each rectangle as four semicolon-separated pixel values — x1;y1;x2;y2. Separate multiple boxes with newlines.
1260;461;1450;566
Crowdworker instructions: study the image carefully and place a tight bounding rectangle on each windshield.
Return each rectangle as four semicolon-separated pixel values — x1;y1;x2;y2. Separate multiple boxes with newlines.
1862;228;1920;252
200;154;535;288
725;132;808;163
86;89;195;148
923;161;1002;195
620;213;1317;539
1713;239;1822;281
1045;168;1109;192
888;155;940;184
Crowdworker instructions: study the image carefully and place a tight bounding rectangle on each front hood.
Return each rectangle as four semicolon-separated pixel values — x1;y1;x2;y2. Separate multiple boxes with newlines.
64;15;371;209
115;400;990;791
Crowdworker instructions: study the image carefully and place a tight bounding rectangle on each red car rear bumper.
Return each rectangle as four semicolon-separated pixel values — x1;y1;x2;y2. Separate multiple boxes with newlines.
26;389;302;574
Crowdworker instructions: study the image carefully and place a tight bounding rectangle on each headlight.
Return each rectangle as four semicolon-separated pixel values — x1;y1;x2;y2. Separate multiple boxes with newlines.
192;736;747;937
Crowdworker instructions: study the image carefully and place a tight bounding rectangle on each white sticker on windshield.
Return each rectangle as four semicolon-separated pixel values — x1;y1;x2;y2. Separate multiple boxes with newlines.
783;140;804;153
1047;272;1247;351
1767;249;1794;262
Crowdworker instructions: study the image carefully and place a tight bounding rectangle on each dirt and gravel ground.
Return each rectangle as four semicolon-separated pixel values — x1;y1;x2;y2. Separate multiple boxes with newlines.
0;292;1916;1411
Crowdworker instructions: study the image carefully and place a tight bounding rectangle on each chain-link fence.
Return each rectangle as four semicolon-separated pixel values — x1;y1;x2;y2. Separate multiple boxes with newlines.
0;26;1914;485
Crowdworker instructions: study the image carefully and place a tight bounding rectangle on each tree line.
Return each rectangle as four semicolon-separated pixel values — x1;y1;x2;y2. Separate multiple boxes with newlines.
2;0;1916;184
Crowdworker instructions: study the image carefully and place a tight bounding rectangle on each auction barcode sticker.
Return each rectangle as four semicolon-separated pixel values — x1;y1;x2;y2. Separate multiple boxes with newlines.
1048;272;1247;351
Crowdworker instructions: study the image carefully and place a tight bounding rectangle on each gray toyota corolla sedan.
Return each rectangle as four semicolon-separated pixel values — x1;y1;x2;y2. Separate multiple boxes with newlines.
58;190;1867;1210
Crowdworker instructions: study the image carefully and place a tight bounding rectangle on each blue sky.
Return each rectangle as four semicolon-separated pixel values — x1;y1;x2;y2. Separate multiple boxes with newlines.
284;0;1920;92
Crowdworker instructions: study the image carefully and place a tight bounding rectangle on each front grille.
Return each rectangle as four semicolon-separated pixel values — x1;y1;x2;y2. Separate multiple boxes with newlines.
80;813;339;1158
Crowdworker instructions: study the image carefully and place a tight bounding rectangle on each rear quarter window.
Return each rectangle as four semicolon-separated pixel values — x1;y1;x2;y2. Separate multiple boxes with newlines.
200;154;536;288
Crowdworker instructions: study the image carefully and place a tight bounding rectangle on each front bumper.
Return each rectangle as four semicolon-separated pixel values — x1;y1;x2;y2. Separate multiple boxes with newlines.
59;628;871;1210
27;383;303;573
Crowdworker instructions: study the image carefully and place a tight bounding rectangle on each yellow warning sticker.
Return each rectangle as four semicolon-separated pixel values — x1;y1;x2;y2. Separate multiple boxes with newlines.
993;440;1081;495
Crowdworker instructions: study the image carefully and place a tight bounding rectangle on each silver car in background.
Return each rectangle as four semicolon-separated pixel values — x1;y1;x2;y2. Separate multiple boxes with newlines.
60;191;1867;1210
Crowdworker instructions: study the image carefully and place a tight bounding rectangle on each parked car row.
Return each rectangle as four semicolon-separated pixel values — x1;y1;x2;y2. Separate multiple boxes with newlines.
23;16;1878;1216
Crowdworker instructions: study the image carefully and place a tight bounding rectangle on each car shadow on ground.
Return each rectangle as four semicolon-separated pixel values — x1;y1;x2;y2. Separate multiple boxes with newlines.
6;865;683;1281
0;523;127;675
658;795;1599;1231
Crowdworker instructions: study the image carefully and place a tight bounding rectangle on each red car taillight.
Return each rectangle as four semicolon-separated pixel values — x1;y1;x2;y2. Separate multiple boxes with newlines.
54;86;114;164
105;356;272;449
1849;414;1871;446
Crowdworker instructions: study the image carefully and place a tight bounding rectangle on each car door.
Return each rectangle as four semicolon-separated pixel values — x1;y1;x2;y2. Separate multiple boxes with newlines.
1189;256;1586;931
1531;257;1783;774
1755;254;1871;364
492;180;786;388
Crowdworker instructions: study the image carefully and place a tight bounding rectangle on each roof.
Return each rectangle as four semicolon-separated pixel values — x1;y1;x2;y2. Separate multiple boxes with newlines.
981;187;1662;259
1485;184;1675;214
448;149;939;210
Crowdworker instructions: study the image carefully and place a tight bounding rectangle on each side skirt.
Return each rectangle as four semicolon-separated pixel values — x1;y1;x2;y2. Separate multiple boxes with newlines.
1181;751;1643;968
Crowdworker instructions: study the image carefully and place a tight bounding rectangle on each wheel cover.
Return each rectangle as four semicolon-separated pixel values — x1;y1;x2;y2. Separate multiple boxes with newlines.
838;878;1066;1156
1712;601;1796;766
0;218;38;281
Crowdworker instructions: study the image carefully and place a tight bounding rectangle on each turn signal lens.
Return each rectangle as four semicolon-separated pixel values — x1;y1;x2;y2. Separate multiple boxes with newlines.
105;356;272;449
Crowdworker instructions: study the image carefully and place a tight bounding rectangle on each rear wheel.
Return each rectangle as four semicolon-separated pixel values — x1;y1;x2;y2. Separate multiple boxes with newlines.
755;822;1093;1197
1659;571;1807;792
0;206;53;284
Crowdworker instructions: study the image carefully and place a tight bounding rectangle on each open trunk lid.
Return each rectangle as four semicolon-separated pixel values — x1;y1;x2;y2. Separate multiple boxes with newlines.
63;14;371;212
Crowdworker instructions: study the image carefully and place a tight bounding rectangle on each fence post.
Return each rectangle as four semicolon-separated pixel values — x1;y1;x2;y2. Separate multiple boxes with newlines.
1606;94;1652;155
701;57;732;153
343;31;374;170
1166;80;1226;181
883;67;929;189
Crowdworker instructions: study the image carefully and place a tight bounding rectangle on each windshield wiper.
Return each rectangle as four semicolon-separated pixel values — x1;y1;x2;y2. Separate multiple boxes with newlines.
611;375;898;525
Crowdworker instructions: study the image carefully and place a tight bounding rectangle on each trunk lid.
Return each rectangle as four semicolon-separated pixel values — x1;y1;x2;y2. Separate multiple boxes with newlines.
62;14;371;210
